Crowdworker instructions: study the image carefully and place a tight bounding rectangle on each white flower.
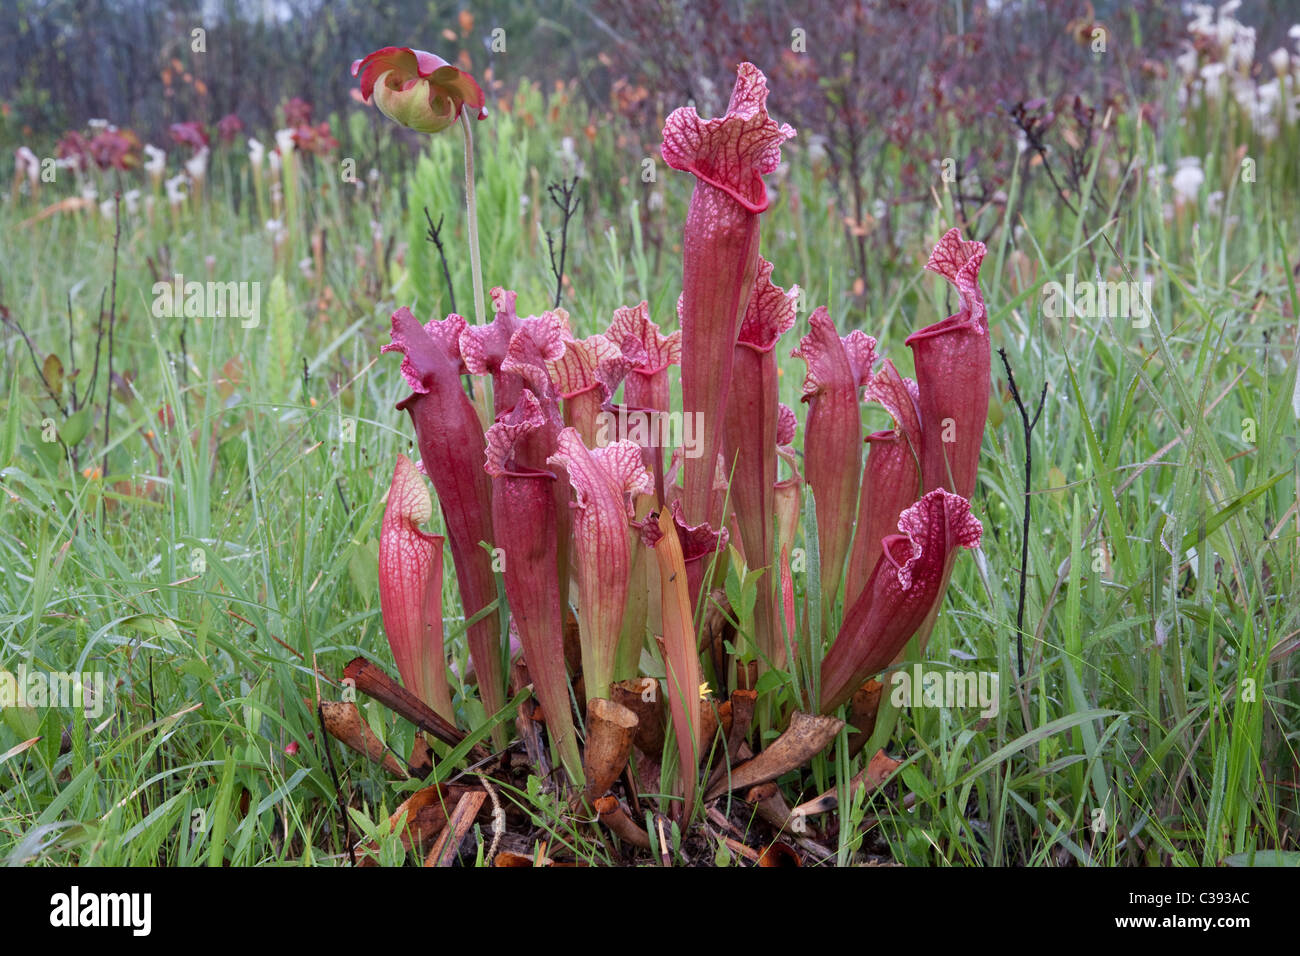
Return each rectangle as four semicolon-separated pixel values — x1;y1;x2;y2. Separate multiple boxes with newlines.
88;118;109;131
99;198;115;220
1206;190;1224;215
274;128;296;158
1200;62;1228;99
143;143;166;177
164;174;188;206
15;146;39;183
124;189;141;215
268;150;282;179
80;185;97;203
184;146;209;182
298;257;315;279
1270;47;1291;76
248;137;264;169
1170;157;1204;204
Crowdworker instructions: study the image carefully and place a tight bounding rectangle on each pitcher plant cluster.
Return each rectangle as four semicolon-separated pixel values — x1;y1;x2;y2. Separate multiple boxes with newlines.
349;49;991;821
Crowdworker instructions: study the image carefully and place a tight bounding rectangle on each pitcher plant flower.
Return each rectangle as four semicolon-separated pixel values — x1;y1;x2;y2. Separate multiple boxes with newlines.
661;61;794;527
353;45;490;333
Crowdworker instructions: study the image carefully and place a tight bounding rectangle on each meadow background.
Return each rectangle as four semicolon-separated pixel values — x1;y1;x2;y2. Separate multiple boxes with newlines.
0;0;1297;866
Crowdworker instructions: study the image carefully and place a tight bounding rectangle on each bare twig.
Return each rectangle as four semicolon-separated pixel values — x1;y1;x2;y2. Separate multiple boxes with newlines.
545;176;581;309
998;347;1048;678
423;206;457;315
102;192;122;466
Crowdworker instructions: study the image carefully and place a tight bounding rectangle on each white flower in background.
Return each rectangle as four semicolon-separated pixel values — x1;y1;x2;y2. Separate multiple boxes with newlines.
1291;24;1300;54
1175;43;1199;78
298;257;315;279
1200;62;1228;99
1206;190;1224;215
164;174;188;207
274;128;295;158
80;185;97;203
15;146;39;183
268;150;282;179
872;198;887;219
184;146;209;183
647;189;663;211
265;219;287;246
1187;4;1215;39
1171;157;1204;204
556;136;585;178
248;137;264;169
367;167;379;182
99;198;115;220
88;118;109;131
124;189;141;215
143;143;166;179
1270;47;1291;76
518;193;530;215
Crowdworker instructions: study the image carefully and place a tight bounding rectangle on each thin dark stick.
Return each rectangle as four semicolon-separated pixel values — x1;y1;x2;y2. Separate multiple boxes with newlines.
316;701;356;866
102;193;122;466
423;207;457;315
546;177;581;309
81;290;106;410
998;347;1048;678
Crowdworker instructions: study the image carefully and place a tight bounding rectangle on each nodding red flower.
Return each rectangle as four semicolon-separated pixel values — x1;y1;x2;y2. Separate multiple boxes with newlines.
216;113;245;145
282;97;313;127
168;121;209;151
547;428;653;702
382;306;506;742
485;392;582;781
379;454;454;722
88;128;142;171
845;359;923;607
724;257;798;670
905;228;990;501
793;306;877;609
661;61;795;526
545;332;628;447
291;121;339;156
819;489;982;713
351;46;487;134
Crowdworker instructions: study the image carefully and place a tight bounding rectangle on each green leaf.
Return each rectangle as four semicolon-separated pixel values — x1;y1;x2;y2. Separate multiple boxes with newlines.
60;408;92;447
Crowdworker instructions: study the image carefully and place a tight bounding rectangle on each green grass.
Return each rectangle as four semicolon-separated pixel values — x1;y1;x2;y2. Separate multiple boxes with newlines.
1;70;1297;866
